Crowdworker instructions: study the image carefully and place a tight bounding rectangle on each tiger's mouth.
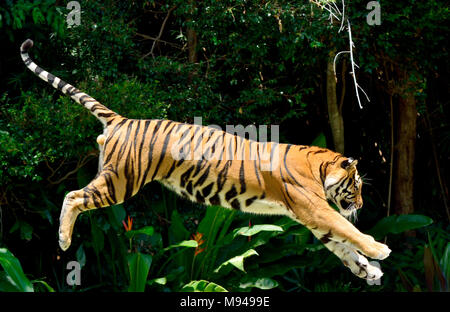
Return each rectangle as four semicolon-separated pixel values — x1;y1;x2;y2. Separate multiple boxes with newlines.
338;200;359;222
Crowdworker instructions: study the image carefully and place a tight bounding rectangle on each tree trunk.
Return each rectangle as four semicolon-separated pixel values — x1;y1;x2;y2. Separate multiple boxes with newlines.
187;28;198;64
393;71;417;216
327;50;345;154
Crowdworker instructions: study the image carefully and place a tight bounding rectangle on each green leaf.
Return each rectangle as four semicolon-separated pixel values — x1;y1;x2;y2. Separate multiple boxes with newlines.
127;252;152;292
147;277;167;286
181;280;228;292
162;240;198;252
215;249;258;273
76;244;86;268
169;210;190;243
32;280;55;292
367;214;433;240
440;243;450;285
90;219;104;255
106;204;126;230
239;277;279;290
0;248;34;292
233;224;283;238
125;226;155;239
0;272;19;292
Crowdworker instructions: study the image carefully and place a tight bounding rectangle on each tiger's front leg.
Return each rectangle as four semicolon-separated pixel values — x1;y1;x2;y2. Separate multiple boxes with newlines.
311;230;383;280
303;208;391;261
59;170;121;250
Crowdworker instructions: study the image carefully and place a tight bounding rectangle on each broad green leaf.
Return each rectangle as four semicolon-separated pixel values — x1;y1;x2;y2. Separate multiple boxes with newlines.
147;277;167;286
233;224;283;238
181;280;228;292
90;219;104;255
169;210;190;243
106;204;126;230
76;244;86;268
125;226;155;239
367;214;433;240
127;252;152;292
0;271;20;292
32;280;55;292
215;249;258;273
239;277;279;290
162;240;198;252
0;248;34;292
440;243;450;285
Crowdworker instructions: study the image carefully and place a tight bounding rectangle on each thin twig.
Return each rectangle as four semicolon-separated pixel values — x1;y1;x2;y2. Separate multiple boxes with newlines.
338;0;345;32
142;6;176;60
338;59;347;114
333;50;350;77
310;0;341;21
347;20;366;109
47;152;97;185
135;32;182;49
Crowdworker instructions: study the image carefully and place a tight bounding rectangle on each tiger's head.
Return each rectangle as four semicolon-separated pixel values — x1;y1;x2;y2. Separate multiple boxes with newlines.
324;157;363;220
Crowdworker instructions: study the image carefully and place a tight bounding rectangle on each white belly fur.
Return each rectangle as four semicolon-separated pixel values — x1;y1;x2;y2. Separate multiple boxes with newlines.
161;179;293;217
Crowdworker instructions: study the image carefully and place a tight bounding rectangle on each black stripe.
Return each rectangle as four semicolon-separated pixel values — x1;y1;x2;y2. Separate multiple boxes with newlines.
180;165;195;188
57;79;66;91
245;196;258;207
195;191;205;203
186;181;193;195
230;199;241;210
202;182;214;198
103;119;128;164
104;171;117;203
163;120;174;132
225;185;238;201
239;161;246;194
164;162;177;179
194;164;211;187
151;122;177;180
46;72;56;85
35;66;43;75
140;120;163;188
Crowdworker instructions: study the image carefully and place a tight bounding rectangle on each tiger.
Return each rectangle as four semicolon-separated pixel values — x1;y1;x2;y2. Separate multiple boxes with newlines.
20;39;390;281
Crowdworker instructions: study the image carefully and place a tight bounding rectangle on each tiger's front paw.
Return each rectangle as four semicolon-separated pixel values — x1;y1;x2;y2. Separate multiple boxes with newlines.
368;241;391;260
361;235;391;260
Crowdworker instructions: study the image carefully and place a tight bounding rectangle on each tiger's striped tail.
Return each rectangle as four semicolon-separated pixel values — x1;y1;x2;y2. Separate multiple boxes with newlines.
20;39;119;126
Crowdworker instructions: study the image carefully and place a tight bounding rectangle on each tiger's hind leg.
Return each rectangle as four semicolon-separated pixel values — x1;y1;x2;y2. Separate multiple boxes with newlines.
59;170;118;250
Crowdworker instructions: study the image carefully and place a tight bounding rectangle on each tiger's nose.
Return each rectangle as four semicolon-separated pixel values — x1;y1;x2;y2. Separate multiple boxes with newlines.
356;200;363;209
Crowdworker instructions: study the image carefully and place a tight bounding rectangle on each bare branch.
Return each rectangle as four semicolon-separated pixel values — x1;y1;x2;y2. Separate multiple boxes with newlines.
310;0;341;21
141;6;176;60
135;32;182;49
333;50;350;77
347;19;366;109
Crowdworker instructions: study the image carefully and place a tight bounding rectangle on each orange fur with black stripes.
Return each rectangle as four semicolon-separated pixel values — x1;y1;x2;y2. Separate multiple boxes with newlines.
21;39;391;280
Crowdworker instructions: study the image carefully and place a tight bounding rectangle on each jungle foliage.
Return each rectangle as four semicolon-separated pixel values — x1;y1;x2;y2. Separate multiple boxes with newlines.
0;0;448;292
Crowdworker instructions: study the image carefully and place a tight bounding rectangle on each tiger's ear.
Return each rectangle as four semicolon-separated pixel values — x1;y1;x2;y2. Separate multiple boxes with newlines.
341;157;358;170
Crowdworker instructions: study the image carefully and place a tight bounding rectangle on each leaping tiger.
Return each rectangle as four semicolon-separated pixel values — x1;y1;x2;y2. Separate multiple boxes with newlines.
20;39;390;281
